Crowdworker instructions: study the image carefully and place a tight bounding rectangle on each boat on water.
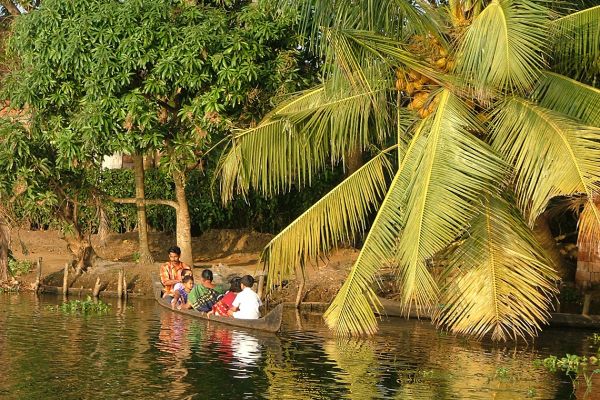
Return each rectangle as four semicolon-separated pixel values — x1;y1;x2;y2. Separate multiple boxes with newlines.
152;272;283;333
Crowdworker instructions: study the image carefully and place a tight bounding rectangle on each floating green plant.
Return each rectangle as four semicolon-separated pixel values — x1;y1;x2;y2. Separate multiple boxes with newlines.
47;296;111;315
535;335;600;393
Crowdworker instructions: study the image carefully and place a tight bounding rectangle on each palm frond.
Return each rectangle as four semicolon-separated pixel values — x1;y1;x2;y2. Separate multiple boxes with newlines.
577;198;600;248
435;195;558;341
455;0;549;92
217;118;323;203
490;97;600;224
339;30;450;86
550;5;600;78
261;148;394;288
218;84;393;203
323;119;430;336
395;89;506;311
282;0;444;55
532;71;600;126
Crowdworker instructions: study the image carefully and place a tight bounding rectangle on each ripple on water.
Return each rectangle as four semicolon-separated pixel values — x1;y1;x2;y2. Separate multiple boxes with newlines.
0;293;589;399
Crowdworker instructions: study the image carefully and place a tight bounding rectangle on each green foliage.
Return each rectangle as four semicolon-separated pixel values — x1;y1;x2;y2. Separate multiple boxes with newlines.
90;165;344;235
7;259;33;277
47;296;111;315
0;0;317;241
536;334;600;392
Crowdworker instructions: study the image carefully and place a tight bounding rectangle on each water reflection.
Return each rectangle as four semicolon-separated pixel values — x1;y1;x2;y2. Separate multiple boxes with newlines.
231;330;261;366
0;294;596;399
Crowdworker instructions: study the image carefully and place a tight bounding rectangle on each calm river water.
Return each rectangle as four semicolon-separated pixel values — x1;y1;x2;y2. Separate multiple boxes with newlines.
0;293;596;399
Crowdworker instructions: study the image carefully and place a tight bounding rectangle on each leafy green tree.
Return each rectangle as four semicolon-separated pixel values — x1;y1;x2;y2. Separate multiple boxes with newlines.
219;0;600;340
1;0;308;267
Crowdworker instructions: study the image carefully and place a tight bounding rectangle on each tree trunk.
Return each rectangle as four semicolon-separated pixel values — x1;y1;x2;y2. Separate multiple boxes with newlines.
64;202;98;273
133;154;154;264
0;0;22;16
0;221;10;281
345;147;363;177
173;169;193;266
533;212;570;281
97;207;110;247
65;232;98;274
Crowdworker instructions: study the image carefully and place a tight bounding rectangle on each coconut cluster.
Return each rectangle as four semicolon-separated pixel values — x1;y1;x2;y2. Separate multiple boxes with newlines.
395;35;453;118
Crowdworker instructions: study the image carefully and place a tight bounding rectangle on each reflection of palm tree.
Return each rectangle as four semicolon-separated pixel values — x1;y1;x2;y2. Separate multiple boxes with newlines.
219;0;600;340
323;338;382;399
262;336;325;398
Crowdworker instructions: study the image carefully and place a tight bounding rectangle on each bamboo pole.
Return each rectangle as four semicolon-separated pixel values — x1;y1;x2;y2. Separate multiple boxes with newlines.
62;263;69;297
117;269;123;299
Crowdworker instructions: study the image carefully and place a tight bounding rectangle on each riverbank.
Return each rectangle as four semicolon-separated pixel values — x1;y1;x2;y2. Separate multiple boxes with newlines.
8;228;357;302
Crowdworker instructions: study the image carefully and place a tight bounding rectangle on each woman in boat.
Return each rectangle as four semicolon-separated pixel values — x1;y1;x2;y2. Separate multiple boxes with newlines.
208;277;242;317
184;269;225;312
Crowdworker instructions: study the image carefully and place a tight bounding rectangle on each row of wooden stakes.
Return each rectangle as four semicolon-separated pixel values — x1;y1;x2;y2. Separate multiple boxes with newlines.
32;258;128;299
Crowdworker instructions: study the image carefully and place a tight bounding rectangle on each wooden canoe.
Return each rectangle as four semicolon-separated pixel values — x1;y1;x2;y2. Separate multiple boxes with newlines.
152;272;283;333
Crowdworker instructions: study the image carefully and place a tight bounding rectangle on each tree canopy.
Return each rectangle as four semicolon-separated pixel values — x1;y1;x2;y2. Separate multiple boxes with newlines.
0;0;311;266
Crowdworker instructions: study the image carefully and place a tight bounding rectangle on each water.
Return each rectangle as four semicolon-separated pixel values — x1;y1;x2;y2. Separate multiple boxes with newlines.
0;293;595;399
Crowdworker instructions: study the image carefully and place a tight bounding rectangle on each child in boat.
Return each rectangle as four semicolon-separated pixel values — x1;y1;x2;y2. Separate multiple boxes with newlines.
184;269;226;312
171;272;194;309
228;275;261;319
207;277;242;317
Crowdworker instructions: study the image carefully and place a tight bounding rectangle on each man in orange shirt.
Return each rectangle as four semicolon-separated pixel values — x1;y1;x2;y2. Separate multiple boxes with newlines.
160;246;191;300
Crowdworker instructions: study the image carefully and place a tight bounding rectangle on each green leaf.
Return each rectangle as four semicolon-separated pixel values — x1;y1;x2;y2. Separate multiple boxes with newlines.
491;97;600;224
262;147;394;288
455;0;549;92
436;195;558;341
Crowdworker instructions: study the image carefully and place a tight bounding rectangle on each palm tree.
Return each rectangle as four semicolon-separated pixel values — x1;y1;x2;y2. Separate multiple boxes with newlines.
218;0;600;340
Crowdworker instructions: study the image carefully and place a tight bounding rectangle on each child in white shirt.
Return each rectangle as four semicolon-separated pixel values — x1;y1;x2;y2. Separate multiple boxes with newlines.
228;275;261;319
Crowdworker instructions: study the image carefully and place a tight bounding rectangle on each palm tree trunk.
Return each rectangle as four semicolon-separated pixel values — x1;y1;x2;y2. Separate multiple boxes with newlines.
345;148;363;177
133;154;154;264
534;212;569;281
173;169;193;266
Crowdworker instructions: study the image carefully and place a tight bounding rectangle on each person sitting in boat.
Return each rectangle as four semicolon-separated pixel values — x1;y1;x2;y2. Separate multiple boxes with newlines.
171;271;194;309
228;275;261;319
184;269;225;312
160;246;191;300
207;276;242;318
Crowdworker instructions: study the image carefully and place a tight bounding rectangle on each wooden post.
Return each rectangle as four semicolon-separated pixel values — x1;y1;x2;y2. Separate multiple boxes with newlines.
122;272;128;300
294;263;305;309
62;263;69;297
117;269;123;299
582;293;592;316
92;277;102;298
257;273;265;300
34;257;42;293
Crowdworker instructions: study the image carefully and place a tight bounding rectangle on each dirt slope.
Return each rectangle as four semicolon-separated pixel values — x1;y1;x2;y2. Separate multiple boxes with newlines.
9;229;357;302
